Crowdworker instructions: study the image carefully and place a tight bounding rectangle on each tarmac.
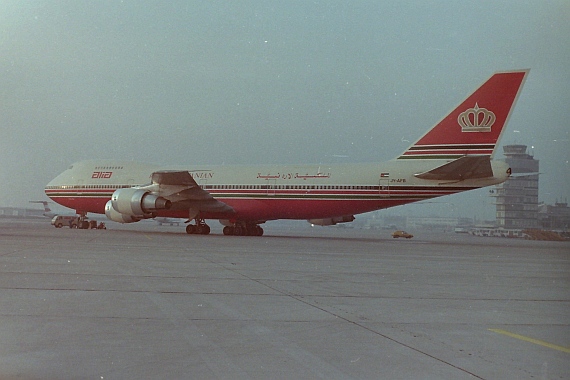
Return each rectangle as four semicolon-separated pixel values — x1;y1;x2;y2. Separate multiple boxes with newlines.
1;218;568;379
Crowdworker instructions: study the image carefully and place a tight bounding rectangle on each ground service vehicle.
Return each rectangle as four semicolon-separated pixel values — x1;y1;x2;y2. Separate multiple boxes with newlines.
51;215;79;228
392;230;413;239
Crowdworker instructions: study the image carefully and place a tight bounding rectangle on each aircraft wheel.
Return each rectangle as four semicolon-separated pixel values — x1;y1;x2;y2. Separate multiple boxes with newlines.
186;224;196;234
248;225;260;236
201;225;211;235
223;226;233;235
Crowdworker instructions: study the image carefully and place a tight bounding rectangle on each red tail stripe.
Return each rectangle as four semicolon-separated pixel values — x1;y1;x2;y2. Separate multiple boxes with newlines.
398;70;528;159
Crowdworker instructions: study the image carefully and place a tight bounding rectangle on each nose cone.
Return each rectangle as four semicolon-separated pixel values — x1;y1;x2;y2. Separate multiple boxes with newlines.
45;175;58;192
44;164;75;206
45;173;61;202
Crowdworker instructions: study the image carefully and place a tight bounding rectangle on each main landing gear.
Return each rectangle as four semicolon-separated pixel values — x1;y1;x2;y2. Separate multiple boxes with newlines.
185;219;211;235
223;223;264;236
185;218;264;236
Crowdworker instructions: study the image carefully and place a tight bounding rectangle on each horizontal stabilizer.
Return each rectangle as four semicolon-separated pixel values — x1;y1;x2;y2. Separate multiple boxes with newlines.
509;172;540;177
415;156;493;181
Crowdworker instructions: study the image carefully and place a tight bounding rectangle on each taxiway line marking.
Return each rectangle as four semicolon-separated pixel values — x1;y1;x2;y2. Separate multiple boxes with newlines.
489;329;570;354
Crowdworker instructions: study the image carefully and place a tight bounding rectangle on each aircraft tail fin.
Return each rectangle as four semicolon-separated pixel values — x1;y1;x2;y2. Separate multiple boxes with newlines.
30;201;52;213
398;70;528;160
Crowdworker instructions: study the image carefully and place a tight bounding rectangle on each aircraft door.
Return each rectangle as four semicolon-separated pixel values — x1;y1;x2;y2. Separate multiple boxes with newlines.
267;179;277;196
75;179;84;196
379;174;390;197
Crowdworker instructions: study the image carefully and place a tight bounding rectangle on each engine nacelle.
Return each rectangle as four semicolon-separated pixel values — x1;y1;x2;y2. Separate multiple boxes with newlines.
105;200;141;223
110;188;171;217
308;215;355;226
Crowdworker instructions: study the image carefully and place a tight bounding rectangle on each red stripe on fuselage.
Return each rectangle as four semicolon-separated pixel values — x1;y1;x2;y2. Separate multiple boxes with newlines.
46;186;465;221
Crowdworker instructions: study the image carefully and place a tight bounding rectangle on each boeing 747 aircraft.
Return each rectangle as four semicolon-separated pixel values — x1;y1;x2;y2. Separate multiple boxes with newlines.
45;70;528;236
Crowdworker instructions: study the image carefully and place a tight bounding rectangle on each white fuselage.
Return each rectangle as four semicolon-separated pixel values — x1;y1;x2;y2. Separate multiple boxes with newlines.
45;159;509;223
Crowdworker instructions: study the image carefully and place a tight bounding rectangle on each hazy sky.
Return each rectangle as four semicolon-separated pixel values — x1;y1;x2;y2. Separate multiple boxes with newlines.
1;1;569;220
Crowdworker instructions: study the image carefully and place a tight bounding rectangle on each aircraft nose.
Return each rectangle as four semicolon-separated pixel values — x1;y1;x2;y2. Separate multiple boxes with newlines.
45;171;65;198
45;178;55;197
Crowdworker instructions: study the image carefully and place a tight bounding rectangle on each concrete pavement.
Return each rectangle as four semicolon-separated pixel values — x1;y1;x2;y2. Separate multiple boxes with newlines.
1;219;568;379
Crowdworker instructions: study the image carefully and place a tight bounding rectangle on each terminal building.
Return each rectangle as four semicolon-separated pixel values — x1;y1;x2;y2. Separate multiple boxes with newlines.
0;207;45;218
539;201;570;230
494;144;539;229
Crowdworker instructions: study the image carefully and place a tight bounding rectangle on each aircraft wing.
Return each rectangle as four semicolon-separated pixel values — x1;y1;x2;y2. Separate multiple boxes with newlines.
150;171;235;214
414;156;494;181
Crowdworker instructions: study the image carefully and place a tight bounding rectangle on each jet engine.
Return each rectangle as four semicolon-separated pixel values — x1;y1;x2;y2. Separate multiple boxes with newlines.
105;201;141;223
308;215;355;226
105;188;171;223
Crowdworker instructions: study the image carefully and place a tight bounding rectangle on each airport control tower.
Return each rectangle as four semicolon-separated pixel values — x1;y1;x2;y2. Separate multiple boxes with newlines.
494;144;539;229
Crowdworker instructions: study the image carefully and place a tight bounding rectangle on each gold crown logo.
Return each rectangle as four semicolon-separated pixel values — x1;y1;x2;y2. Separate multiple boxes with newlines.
457;103;495;132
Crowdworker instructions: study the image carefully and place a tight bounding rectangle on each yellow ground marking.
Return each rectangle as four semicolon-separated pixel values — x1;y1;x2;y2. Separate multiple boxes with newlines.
489;329;570;354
